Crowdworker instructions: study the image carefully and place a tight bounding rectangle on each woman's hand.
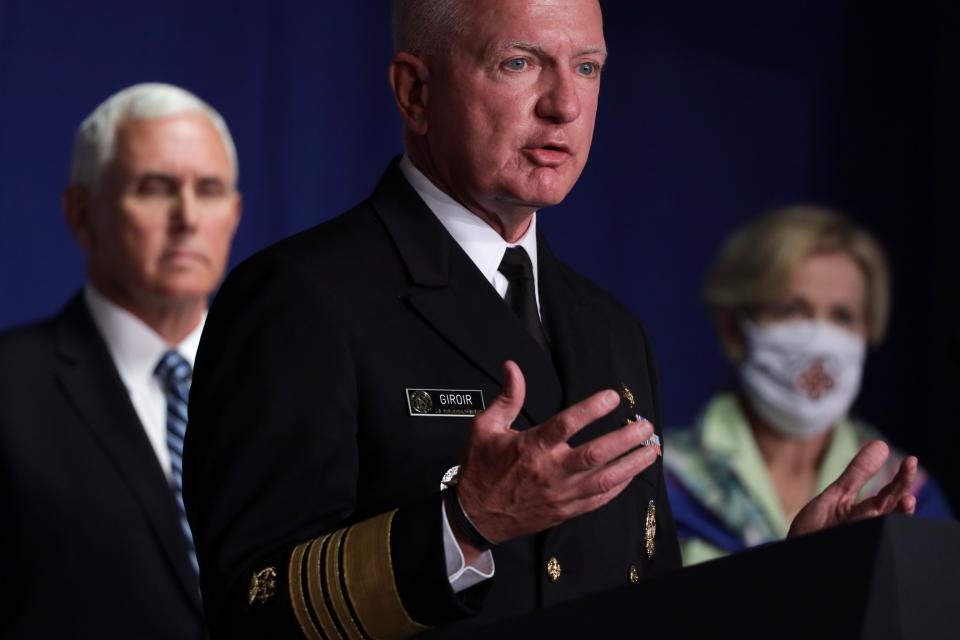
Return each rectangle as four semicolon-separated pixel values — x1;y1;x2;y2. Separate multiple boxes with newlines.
788;440;917;537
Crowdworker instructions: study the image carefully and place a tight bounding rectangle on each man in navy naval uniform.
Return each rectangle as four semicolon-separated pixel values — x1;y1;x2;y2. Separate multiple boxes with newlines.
0;83;241;638
184;1;920;637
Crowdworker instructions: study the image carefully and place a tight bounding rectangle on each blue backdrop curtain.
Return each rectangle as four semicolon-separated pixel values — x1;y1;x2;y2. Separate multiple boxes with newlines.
0;0;954;509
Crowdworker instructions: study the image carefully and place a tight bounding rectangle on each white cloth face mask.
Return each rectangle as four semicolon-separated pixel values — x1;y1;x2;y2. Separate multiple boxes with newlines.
738;319;867;439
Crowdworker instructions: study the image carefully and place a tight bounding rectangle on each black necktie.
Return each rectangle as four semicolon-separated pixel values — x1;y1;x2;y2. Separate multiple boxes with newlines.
498;246;550;353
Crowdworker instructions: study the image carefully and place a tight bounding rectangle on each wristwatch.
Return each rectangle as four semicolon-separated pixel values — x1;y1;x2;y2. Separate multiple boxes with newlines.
440;465;494;550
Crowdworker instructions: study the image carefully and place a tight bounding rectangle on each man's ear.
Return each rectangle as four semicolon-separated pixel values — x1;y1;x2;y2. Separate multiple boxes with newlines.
229;190;243;233
63;185;95;250
388;52;431;136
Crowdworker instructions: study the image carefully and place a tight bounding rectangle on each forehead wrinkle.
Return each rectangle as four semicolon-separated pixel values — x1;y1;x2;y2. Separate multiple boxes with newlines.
501;40;544;54
109;154;236;193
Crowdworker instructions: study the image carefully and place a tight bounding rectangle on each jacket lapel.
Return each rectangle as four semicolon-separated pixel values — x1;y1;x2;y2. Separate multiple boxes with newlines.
536;233;611;417
537;232;659;446
537;239;664;555
54;295;203;614
371;162;562;426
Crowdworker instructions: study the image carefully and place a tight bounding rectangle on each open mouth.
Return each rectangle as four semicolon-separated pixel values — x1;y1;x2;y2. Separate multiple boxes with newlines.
524;144;571;166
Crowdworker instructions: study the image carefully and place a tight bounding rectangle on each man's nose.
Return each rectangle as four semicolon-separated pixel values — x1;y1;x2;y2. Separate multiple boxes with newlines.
170;186;200;231
535;67;581;124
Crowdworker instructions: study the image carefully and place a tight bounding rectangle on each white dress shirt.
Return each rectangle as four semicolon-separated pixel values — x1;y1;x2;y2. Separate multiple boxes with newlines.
400;155;543;592
84;284;205;479
399;155;542;316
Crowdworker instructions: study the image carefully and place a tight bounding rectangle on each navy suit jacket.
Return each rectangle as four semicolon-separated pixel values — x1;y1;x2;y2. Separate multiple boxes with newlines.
0;296;205;638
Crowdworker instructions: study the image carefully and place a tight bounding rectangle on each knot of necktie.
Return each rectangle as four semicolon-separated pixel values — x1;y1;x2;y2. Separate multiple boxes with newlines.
155;350;191;403
498;246;536;282
155;349;191;386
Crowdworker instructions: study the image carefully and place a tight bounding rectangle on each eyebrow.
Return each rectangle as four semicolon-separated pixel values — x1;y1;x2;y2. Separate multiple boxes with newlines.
496;40;608;59
135;172;231;187
136;172;179;184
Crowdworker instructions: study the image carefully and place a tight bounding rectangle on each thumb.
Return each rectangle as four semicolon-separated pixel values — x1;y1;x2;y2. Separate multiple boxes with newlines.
475;360;526;433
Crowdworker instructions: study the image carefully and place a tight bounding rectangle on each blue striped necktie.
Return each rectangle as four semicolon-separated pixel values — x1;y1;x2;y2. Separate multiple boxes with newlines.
155;350;199;576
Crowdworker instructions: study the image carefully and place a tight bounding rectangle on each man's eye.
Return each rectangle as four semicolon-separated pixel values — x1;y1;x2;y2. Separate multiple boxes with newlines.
578;62;597;76
196;179;227;198
505;58;527;71
137;177;176;196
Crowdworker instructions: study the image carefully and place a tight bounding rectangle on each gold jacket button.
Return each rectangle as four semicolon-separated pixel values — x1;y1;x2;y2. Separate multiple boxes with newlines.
628;564;640;584
546;556;561;582
645;500;657;559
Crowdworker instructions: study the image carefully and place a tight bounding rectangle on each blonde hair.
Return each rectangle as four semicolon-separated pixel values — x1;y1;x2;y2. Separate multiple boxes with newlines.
704;205;890;343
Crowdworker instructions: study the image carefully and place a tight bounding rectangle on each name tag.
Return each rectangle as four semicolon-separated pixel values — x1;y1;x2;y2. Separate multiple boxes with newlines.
405;389;485;417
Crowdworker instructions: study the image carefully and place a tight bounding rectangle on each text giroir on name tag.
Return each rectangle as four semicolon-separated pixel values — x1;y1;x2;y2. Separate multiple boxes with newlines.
405;389;486;417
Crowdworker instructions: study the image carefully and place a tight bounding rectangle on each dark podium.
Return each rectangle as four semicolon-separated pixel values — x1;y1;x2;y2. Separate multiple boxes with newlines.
461;515;959;639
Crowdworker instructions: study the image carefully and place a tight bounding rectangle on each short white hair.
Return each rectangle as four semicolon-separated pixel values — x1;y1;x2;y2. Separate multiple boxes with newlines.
392;0;467;54
68;82;238;190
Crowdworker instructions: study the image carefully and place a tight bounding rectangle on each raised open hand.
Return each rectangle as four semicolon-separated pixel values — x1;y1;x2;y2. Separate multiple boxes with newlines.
454;360;658;555
788;440;917;538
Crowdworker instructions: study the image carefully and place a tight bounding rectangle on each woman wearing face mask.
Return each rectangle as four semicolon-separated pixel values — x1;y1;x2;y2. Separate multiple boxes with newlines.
664;206;953;566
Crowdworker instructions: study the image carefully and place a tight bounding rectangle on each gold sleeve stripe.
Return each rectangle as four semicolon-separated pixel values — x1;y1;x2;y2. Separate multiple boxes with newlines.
343;511;428;640
292;511;427;640
307;534;342;640
334;533;373;639
324;528;367;640
289;540;324;640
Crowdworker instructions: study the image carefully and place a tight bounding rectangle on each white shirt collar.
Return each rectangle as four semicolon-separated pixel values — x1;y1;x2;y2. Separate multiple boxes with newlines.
83;285;206;480
84;284;205;385
398;155;540;290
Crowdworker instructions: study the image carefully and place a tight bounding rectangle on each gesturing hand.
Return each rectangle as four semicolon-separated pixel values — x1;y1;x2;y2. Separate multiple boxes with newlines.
788;440;917;538
454;360;658;557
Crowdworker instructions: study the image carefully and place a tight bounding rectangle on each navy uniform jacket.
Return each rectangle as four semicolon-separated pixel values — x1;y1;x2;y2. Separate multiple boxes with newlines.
0;297;205;638
184;161;681;638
